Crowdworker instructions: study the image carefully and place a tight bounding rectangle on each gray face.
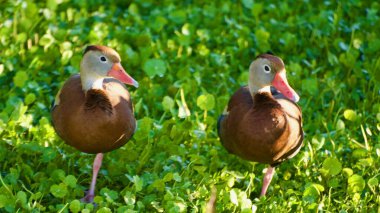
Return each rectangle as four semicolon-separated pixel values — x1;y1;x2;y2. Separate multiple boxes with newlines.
80;51;114;77
248;58;277;89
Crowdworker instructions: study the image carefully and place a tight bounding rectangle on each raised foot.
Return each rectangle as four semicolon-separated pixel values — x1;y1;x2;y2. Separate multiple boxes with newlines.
80;192;95;203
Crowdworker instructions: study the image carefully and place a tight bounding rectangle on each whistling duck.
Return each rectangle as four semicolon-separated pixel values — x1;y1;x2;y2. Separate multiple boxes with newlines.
217;53;303;196
51;45;138;202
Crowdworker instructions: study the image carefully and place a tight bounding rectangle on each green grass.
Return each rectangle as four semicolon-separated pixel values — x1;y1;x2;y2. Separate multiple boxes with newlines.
1;0;380;212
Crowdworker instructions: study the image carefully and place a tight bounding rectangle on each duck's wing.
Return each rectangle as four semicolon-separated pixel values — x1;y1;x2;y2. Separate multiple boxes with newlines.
217;86;253;153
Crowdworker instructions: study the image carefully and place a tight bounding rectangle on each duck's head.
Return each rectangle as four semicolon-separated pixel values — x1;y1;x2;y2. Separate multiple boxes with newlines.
248;53;299;102
80;45;139;91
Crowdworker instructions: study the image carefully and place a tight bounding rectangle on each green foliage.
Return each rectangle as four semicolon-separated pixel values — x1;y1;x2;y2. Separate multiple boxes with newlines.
0;0;380;212
321;157;342;176
344;109;358;122
143;59;167;78
69;199;81;213
197;94;215;111
50;183;68;198
348;174;366;194
13;71;28;88
303;183;325;204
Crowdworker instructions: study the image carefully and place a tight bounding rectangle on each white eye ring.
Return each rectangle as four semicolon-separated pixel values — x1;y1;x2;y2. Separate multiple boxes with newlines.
263;64;271;73
100;56;107;63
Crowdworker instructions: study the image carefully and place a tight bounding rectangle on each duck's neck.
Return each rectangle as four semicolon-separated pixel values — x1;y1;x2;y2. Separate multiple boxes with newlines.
80;72;105;92
249;84;271;98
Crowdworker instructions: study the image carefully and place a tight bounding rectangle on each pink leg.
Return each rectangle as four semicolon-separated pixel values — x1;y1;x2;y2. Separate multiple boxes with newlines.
260;166;275;197
81;153;104;203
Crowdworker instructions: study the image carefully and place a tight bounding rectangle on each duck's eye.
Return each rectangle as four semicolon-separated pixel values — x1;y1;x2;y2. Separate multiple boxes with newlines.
100;56;107;62
263;65;271;73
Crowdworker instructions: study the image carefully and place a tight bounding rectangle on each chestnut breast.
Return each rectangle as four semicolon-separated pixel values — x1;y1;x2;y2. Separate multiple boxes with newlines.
52;74;136;154
218;86;303;166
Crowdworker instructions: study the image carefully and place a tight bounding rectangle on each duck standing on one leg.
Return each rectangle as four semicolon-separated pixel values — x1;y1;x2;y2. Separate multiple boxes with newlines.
51;45;139;202
217;53;303;197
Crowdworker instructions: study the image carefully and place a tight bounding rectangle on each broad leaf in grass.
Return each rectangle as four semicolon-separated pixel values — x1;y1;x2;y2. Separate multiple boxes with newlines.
143;59;167;78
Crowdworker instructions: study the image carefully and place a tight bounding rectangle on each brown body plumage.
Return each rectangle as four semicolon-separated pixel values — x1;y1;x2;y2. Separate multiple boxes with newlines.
218;86;303;166
52;75;136;154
